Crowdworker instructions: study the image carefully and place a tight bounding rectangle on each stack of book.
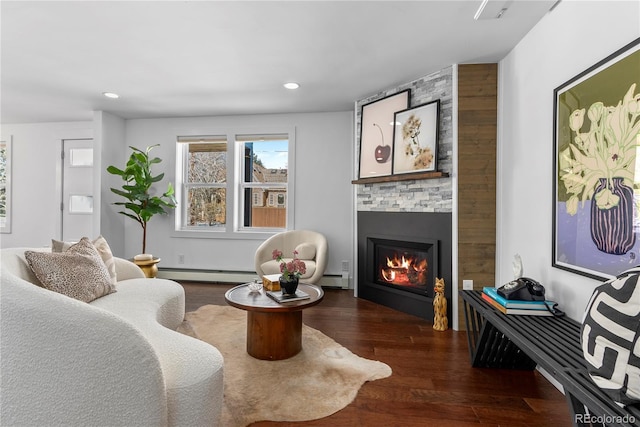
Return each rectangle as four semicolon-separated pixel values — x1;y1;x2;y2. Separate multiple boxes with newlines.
266;289;310;303
482;287;554;316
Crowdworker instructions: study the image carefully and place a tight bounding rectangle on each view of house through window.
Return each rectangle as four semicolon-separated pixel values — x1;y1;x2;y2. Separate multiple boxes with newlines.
239;135;288;229
177;133;289;232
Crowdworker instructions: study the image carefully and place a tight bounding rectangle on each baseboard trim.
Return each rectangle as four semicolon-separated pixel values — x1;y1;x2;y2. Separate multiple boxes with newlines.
157;268;350;289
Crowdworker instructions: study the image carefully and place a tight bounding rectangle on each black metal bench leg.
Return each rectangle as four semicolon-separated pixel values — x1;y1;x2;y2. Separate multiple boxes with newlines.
471;320;536;369
462;299;477;363
566;391;606;427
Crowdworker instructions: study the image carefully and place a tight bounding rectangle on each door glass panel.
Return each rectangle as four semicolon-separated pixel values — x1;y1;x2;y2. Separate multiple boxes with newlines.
69;195;93;213
70;148;93;166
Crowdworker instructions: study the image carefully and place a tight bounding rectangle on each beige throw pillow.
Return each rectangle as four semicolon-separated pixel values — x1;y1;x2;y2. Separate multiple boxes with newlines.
52;235;117;285
26;237;116;303
294;243;316;260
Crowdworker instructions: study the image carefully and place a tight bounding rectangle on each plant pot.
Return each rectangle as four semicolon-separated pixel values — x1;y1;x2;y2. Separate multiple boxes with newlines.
279;276;299;295
590;177;635;255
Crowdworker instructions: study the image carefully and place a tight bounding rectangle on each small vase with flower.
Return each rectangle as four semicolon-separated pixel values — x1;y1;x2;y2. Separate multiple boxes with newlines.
272;249;306;295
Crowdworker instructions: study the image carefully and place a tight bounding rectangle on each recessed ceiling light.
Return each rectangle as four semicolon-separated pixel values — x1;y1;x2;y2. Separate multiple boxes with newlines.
283;82;300;90
102;92;119;99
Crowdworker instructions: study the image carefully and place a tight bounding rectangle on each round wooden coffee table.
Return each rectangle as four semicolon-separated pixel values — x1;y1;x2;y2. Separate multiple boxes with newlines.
224;283;324;360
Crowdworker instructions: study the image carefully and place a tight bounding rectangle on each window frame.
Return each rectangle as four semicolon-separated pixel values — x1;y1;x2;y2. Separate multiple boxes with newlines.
178;135;228;231
235;135;290;233
173;128;295;240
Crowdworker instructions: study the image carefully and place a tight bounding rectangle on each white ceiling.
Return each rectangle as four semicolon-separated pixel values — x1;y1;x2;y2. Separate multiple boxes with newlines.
1;0;557;124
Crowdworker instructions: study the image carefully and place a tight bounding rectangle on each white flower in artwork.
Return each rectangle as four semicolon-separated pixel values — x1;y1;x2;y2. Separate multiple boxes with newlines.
559;83;640;215
401;114;434;170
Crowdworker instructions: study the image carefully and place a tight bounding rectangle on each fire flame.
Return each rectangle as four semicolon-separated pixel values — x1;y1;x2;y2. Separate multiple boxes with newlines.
380;254;428;286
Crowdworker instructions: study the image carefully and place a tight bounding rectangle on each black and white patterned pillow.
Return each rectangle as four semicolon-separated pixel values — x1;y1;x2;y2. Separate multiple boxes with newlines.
581;267;640;406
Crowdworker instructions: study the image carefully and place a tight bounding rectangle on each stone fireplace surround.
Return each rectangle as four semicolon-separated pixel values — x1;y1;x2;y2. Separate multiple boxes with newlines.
357;211;452;321
354;65;454;322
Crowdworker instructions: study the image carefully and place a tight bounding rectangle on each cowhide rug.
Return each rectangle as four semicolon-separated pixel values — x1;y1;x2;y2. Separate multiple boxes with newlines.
178;304;392;426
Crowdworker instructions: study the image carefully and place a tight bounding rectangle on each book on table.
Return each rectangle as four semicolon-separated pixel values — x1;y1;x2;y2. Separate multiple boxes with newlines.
481;292;553;316
482;287;554;311
266;289;311;303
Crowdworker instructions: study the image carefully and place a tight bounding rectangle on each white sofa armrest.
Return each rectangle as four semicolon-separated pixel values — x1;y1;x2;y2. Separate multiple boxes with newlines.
1;272;168;426
114;256;145;280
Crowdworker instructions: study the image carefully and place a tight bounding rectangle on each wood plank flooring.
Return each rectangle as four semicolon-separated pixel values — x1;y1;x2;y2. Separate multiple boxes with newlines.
180;282;572;426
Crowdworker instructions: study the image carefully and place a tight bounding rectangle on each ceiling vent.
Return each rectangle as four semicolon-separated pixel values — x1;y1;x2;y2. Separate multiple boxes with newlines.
474;0;560;20
474;0;510;20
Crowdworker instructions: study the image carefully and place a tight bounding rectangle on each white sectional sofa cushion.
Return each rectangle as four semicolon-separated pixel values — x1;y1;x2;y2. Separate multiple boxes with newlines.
1;247;224;427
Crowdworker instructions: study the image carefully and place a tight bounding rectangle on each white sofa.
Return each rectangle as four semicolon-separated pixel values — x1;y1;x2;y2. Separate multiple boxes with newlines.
1;247;224;427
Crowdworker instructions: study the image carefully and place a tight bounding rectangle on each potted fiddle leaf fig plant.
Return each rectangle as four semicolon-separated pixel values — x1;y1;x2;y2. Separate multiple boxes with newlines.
107;144;177;256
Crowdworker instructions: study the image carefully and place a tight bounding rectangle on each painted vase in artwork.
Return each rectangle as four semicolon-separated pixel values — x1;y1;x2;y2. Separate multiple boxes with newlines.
590;177;635;255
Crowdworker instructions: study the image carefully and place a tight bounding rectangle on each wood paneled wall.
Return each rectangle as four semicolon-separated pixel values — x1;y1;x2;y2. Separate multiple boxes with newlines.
457;64;498;329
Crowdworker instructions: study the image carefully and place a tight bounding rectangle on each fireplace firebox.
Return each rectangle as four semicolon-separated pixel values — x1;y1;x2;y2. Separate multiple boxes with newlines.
371;238;437;297
358;211;452;321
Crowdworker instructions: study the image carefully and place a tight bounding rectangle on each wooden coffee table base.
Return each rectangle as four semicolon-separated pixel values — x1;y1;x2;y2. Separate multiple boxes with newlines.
247;311;302;360
224;283;324;361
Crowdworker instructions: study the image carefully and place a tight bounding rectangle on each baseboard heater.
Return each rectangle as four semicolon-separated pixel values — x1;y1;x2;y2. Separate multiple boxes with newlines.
157;268;350;289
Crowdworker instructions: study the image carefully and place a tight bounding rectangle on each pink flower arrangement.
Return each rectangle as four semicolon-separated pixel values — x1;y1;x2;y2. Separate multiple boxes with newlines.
272;249;306;281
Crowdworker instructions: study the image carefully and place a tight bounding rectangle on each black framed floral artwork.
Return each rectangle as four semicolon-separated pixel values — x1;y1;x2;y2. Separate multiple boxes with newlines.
358;90;410;178
392;100;440;175
553;38;640;280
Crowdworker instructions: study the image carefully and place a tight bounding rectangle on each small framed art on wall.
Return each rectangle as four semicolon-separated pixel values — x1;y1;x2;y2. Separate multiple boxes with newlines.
358;90;410;179
392;99;440;175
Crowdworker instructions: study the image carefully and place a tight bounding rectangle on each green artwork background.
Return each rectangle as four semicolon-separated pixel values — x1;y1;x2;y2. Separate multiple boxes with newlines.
556;47;640;202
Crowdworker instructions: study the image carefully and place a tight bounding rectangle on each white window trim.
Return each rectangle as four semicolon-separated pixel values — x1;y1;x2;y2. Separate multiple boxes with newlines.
172;127;295;240
234;132;294;233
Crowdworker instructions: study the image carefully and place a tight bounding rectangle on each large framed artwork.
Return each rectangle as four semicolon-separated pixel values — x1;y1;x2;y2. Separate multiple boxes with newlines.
553;38;640;280
0;136;12;233
392;99;440;175
358;89;410;178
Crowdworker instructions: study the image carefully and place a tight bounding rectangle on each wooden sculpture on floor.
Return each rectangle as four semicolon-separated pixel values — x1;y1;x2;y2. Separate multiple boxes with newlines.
433;277;448;331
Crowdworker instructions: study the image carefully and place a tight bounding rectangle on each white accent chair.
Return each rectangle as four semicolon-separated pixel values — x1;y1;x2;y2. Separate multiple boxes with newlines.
255;230;328;284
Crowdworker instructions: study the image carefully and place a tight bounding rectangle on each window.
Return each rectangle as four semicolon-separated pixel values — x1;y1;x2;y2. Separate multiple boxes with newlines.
237;135;288;230
177;136;228;229
176;133;291;234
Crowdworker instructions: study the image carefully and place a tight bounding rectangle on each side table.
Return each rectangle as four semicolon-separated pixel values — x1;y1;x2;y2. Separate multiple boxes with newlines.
132;257;161;278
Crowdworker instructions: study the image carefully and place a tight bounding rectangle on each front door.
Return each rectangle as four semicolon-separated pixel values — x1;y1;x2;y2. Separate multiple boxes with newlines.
61;139;94;242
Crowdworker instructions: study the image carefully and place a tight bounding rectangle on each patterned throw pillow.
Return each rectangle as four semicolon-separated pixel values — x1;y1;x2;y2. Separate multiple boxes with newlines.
52;235;117;284
581;267;640;406
25;237;116;303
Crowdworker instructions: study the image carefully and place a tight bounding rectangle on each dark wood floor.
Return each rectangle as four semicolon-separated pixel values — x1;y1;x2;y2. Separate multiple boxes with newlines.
180;282;572;427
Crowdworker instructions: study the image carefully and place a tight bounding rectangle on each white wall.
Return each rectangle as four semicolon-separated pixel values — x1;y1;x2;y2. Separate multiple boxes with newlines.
1;112;353;279
497;0;640;320
0;122;92;248
118;111;354;276
94;111;127;256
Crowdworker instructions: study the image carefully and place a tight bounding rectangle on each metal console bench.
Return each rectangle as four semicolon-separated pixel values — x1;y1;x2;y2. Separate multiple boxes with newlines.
460;290;639;427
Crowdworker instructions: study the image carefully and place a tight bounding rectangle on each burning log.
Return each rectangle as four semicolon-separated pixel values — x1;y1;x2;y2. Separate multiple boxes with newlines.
379;253;428;286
